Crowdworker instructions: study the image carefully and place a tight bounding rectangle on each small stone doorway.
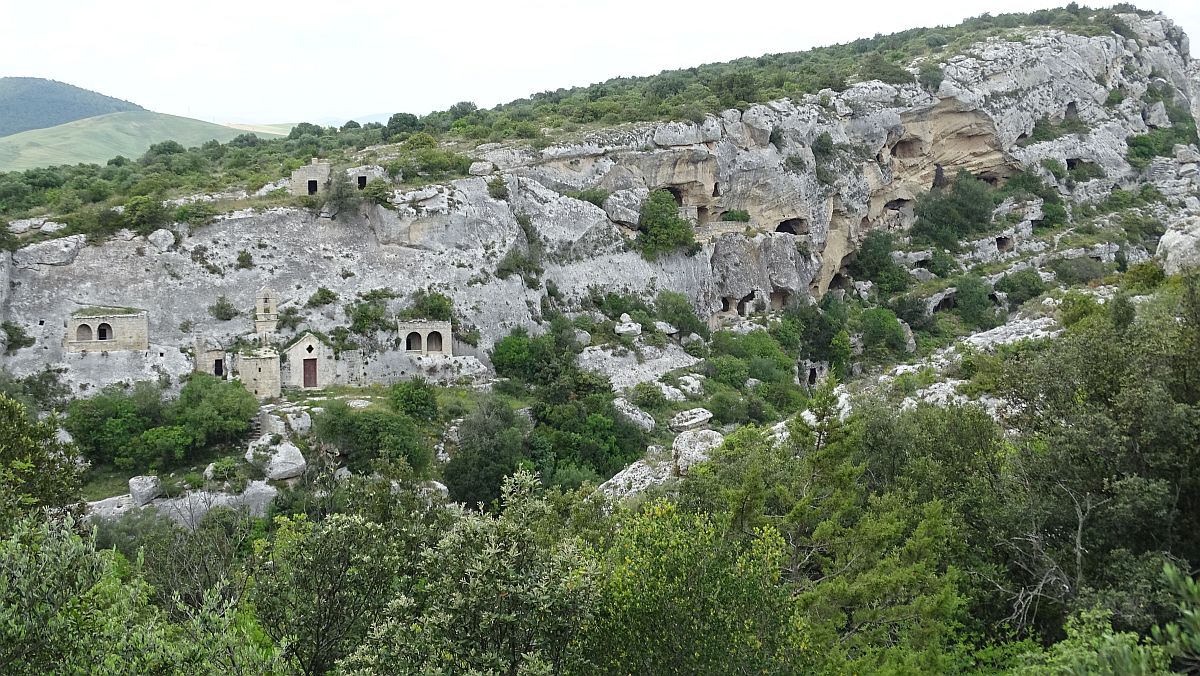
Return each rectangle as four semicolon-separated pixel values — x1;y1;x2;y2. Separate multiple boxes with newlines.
213;359;224;377
307;180;318;195
303;358;317;387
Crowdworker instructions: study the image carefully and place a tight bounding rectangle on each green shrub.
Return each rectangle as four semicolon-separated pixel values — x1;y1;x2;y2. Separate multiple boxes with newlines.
1041;158;1067;180
362;178;393;206
208;296;239;321
707;355;750;389
1058;291;1102;326
487;177;509;200
630;382;668;411
849;231;910;295
306;287;338;307
859;308;907;354
655;290;709;339
995;268;1048;307
564;188;610;208
953;275;1000;330
1105;89;1125;106
918;63;944;91
1049;257;1107;285
389;377;439;421
1121;261;1165;292
720;210;751;222
401;289;453;322
911;171;995;249
277;307;303;331
209;457;238;481
637;189;696;260
235;251;252;269
2;322;34;353
708;391;748;424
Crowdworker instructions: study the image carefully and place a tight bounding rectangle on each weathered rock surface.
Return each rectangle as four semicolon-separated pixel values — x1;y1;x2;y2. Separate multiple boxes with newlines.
672;429;724;475
613;397;655;432
1158;216;1200;274
670;407;713;432
245;434;307;480
128;475;162;507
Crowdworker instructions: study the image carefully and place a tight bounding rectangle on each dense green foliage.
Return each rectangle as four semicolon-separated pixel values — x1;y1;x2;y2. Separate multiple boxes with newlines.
636;189;696;260
849;230;911;294
0;77;142;138
1127;82;1200;168
63;374;257;471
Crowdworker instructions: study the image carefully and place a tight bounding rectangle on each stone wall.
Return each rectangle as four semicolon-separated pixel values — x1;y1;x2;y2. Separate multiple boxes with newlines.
237;350;281;400
396;319;453;356
289;160;331;196
66;312;149;352
281;333;335;389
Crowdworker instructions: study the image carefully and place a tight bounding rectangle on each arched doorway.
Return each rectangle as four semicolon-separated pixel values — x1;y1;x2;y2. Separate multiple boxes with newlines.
76;324;93;341
97;323;113;340
406;332;423;351
426;331;443;353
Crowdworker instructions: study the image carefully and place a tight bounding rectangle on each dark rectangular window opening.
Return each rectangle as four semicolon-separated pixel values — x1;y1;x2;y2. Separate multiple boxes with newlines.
214;359;224;377
357;176;367;189
307;179;318;195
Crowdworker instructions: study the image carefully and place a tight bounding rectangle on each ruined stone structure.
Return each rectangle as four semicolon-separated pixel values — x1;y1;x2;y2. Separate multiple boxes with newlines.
66;310;149;352
282;332;335;389
289;158;331;196
397;320;452;356
254;287;279;334
193;336;228;378
237;348;281;400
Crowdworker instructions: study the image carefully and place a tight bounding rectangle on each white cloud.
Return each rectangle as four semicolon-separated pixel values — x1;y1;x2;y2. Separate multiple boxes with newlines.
1;0;1196;123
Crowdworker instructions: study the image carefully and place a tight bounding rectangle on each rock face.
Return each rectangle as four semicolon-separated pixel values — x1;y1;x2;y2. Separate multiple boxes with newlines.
670;408;714;432
612;397;655;432
245;435;307;480
128;475;162;507
672;429;724;476
1158;216;1200;274
1;12;1198;402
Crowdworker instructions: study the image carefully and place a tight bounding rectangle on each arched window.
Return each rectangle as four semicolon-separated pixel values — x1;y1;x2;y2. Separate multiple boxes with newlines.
76;324;93;341
97;323;113;340
426;331;443;353
406;332;422;351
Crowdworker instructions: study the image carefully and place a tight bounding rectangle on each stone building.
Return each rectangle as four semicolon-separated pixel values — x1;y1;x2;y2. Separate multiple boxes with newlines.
282;332;335;389
66;310;149;352
237;348;281;400
396;320;453;357
289;158;331;196
254;287;279;334
347;165;388;191
193;336;228;378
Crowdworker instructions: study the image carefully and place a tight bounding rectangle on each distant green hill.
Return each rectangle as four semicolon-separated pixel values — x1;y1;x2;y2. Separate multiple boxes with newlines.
0;111;281;171
0;77;143;138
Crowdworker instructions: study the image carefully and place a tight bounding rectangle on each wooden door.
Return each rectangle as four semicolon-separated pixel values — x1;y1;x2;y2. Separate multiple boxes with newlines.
303;358;317;388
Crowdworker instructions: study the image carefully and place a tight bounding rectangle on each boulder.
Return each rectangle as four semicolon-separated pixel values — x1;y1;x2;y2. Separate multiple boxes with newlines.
613;397;655;432
468;161;495;176
128;475;162;507
12;235;85;268
614;321;642;337
286;410;312;435
653;321;678;335
669;407;713;432
1158;216;1200;275
574;329;592;346
245;434;307;480
1144;101;1171;128
677;374;705;397
672;429;724;476
147;229;175;252
681;333;704;346
602;188;648;226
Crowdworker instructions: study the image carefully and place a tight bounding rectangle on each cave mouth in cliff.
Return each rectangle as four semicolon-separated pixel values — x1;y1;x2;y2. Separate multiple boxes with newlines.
1066;158;1082;170
712;183;721;197
996;236;1014;253
770;290;790;311
934;294;956;312
893;138;923;159
1065;101;1079;120
808;367;819;386
884;198;912;212
664;186;684;206
829;272;851;291
721;296;736;313
776;218;808;235
737;292;756;316
357;176;367;189
697;206;711;224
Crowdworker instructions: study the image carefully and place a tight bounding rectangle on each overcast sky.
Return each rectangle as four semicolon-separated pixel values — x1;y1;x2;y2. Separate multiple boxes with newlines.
2;0;1197;125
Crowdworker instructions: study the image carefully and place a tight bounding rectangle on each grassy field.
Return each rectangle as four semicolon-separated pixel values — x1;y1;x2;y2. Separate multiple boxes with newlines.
225;122;297;136
0;110;283;171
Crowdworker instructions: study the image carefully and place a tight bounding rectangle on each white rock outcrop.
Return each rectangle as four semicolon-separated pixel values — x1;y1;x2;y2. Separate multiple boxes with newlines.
245;434;307;480
128;475;162;507
670;408;713;432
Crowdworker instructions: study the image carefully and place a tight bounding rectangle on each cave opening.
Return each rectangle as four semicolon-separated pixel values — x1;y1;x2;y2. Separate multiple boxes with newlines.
1066;158;1081;170
736;292;756;316
1065;101;1079;120
712;183;721;197
829;272;851;290
996;236;1014;253
934;294;956;312
664;186;684;206
776;217;808;235
893;138;923;159
808;367;819;386
932;164;947;190
769;289;789;310
721;296;736;313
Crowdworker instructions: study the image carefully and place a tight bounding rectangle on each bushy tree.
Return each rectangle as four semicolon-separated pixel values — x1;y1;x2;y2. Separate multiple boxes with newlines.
387;377;438;421
850;230;911;294
0;396;81;532
911;171;995;249
443;398;530;507
636;189;696;260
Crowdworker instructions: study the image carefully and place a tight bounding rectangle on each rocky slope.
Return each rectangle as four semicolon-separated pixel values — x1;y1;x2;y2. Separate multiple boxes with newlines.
2;12;1199;399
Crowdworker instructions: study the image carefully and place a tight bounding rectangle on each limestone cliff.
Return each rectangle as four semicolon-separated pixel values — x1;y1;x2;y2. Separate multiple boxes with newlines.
2;12;1199;395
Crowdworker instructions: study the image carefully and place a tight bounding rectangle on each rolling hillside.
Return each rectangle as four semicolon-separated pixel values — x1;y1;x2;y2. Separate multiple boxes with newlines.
0;111;280;171
0;77;143;138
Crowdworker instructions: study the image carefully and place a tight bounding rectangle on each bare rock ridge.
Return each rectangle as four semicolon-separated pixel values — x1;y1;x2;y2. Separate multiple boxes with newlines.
2;12;1200;400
